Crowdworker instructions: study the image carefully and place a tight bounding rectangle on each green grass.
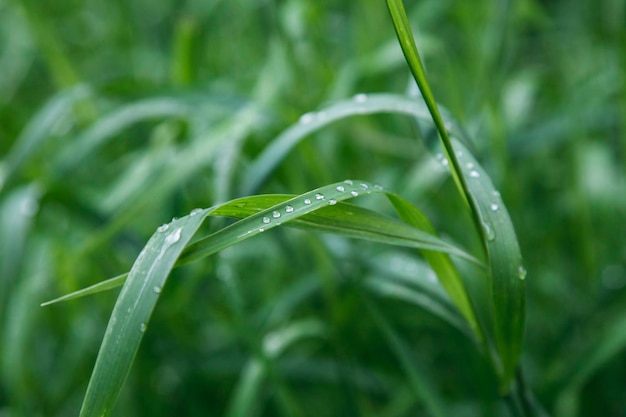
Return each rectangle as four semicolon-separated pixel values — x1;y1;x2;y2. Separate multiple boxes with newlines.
1;0;625;416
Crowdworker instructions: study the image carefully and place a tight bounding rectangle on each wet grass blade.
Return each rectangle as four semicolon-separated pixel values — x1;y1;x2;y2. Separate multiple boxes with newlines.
43;182;479;315
78;209;210;417
385;0;525;389
451;139;525;389
241;93;465;195
202;194;479;265
49;180;484;417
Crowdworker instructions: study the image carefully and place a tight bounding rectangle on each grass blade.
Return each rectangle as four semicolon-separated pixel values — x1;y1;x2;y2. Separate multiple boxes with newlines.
241;93;465;195
386;193;483;342
53;97;190;174
385;0;525;389
203;194;479;265
0;85;90;190
40;273;128;307
78;208;209;417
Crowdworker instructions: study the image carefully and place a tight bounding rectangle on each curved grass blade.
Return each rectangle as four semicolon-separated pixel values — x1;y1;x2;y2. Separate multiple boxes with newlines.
241;93;467;195
385;194;483;342
451;139;525;389
0;85;91;190
226;319;326;417
52;181;482;416
78;208;210;417
43;182;479;306
53;97;191;173
203;194;479;265
364;255;474;339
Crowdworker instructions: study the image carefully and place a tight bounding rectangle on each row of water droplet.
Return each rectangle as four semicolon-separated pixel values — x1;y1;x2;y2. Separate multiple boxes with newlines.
256;180;382;232
434;151;527;280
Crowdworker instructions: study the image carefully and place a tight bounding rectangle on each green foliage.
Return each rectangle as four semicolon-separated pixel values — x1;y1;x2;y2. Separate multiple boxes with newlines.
1;0;625;416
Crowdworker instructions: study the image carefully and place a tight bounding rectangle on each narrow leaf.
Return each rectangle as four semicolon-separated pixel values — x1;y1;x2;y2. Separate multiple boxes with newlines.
78;208;209;417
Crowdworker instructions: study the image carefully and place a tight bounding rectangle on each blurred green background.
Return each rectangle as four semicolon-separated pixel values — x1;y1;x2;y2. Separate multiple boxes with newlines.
1;0;625;416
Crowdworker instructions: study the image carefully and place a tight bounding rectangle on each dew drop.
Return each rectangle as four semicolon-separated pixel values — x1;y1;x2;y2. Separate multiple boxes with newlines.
190;208;203;216
328;199;337;205
469;170;480;178
171;217;179;222
140;323;147;333
299;112;315;124
350;191;359;197
20;198;39;217
344;179;354;185
456;150;464;157
482;222;496;241
518;265;527;281
285;205;294;213
490;203;499;212
360;183;369;190
492;190;501;197
164;227;182;246
374;184;383;190
354;93;368;103
315;193;324;200
259;228;265;232
272;211;281;218
157;223;169;233
304;198;312;205
336;185;345;192
466;162;474;169
153;286;162;294
262;216;271;224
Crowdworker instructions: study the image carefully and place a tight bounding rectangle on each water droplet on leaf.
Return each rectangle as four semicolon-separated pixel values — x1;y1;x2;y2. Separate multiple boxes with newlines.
350;191;359;197
299;112;315;124
272;211;281;218
344;179;354;185
190;208;203;216
328;199;337;205
470;170;480;178
262;217;271;224
285;205;294;213
157;224;169;233
354;93;368;103
164;228;182;246
490;203;499;211
20;198;39;217
482;222;496;241
315;193;324;200
336;185;345;192
518;265;527;280
304;198;312;205
140;323;147;332
153;286;162;294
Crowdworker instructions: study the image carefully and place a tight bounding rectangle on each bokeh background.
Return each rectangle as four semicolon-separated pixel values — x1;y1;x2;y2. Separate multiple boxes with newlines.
1;0;625;416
